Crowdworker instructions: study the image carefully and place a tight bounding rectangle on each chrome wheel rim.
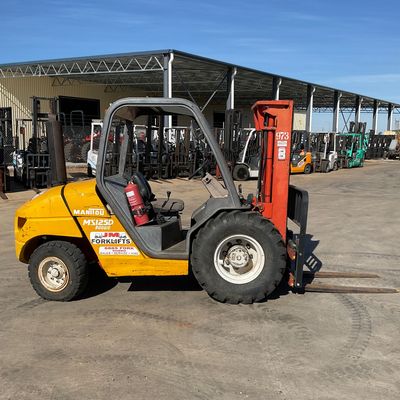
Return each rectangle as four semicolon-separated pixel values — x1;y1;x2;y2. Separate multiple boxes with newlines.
214;234;265;284
38;257;69;292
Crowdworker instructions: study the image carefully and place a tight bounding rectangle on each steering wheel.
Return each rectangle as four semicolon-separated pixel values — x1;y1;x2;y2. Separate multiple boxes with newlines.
188;159;209;180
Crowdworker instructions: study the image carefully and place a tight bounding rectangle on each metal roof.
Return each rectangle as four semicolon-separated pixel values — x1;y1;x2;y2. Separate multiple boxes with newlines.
0;49;398;112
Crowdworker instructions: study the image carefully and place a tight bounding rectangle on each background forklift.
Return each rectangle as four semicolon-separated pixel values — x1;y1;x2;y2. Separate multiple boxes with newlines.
290;130;313;174
311;132;338;172
385;135;400;160
336;122;369;168
13;97;66;189
231;128;260;181
15;98;309;303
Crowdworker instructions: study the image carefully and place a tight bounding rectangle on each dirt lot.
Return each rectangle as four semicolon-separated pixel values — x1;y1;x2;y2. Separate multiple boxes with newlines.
1;160;400;400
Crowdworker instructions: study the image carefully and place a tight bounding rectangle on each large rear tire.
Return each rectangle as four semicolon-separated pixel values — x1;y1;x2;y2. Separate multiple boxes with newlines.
191;211;286;304
28;241;89;301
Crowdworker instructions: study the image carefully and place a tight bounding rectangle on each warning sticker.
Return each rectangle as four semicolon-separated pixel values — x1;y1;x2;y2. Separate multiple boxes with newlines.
99;246;139;256
90;231;131;245
278;147;286;160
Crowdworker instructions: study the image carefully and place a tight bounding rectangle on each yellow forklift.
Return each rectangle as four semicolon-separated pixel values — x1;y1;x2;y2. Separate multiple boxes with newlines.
290;131;313;174
14;98;397;303
15;98;310;303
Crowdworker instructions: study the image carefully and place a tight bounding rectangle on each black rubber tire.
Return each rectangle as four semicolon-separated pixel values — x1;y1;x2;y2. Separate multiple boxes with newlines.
332;161;338;171
28;241;89;301
191;211;286;304
304;163;312;174
232;164;250;181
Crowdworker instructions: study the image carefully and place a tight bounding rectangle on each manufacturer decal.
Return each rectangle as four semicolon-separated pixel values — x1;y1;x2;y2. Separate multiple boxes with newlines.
83;219;114;228
90;231;131;245
73;208;105;216
99;246;139;256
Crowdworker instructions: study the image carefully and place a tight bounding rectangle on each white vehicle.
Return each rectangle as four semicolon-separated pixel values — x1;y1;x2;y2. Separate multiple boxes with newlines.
86;120;103;177
325;137;338;172
232;128;259;181
386;138;400;159
86;122;153;177
312;133;338;172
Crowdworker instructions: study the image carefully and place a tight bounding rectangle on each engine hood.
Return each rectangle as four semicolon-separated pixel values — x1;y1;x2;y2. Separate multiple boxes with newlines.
15;185;70;219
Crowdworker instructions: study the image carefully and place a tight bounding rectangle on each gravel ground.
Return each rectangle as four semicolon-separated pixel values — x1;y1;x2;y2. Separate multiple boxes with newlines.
0;159;399;400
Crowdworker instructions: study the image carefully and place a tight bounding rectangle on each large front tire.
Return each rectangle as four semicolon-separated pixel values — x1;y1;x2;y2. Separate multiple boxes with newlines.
28;241;89;301
191;211;286;304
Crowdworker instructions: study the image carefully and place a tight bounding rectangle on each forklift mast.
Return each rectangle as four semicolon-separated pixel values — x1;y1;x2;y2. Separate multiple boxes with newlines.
224;109;242;165
252;100;293;241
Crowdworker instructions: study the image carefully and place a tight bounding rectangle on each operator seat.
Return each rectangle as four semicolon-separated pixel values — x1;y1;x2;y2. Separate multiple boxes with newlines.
131;172;184;217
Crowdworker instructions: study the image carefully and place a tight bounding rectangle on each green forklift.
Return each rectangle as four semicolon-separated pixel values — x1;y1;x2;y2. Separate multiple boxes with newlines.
336;122;369;168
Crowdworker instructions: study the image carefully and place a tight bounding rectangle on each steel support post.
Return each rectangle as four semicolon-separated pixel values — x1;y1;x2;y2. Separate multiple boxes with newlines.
272;77;282;100
224;67;237;162
372;100;379;134
355;96;363;125
387;103;393;131
163;52;174;128
306;85;315;133
332;91;342;132
226;67;237;110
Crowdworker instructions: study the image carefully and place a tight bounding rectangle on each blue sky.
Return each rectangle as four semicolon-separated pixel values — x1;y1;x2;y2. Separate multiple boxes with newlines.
1;0;400;130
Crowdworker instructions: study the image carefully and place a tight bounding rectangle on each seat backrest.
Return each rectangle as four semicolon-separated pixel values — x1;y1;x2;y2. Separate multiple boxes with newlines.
131;171;155;205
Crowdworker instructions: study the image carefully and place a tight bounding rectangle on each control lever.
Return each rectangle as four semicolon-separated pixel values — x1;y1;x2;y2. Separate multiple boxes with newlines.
238;184;243;198
162;191;171;208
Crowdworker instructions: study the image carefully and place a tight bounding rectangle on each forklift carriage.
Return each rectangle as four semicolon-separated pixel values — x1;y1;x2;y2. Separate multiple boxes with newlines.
15;98;309;303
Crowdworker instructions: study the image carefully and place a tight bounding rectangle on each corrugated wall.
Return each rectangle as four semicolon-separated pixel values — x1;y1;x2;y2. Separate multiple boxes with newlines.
0;76;306;147
0;77;138;145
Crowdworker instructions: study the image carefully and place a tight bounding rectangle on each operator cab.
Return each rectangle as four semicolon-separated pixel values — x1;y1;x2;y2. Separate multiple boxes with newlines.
97;98;243;260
